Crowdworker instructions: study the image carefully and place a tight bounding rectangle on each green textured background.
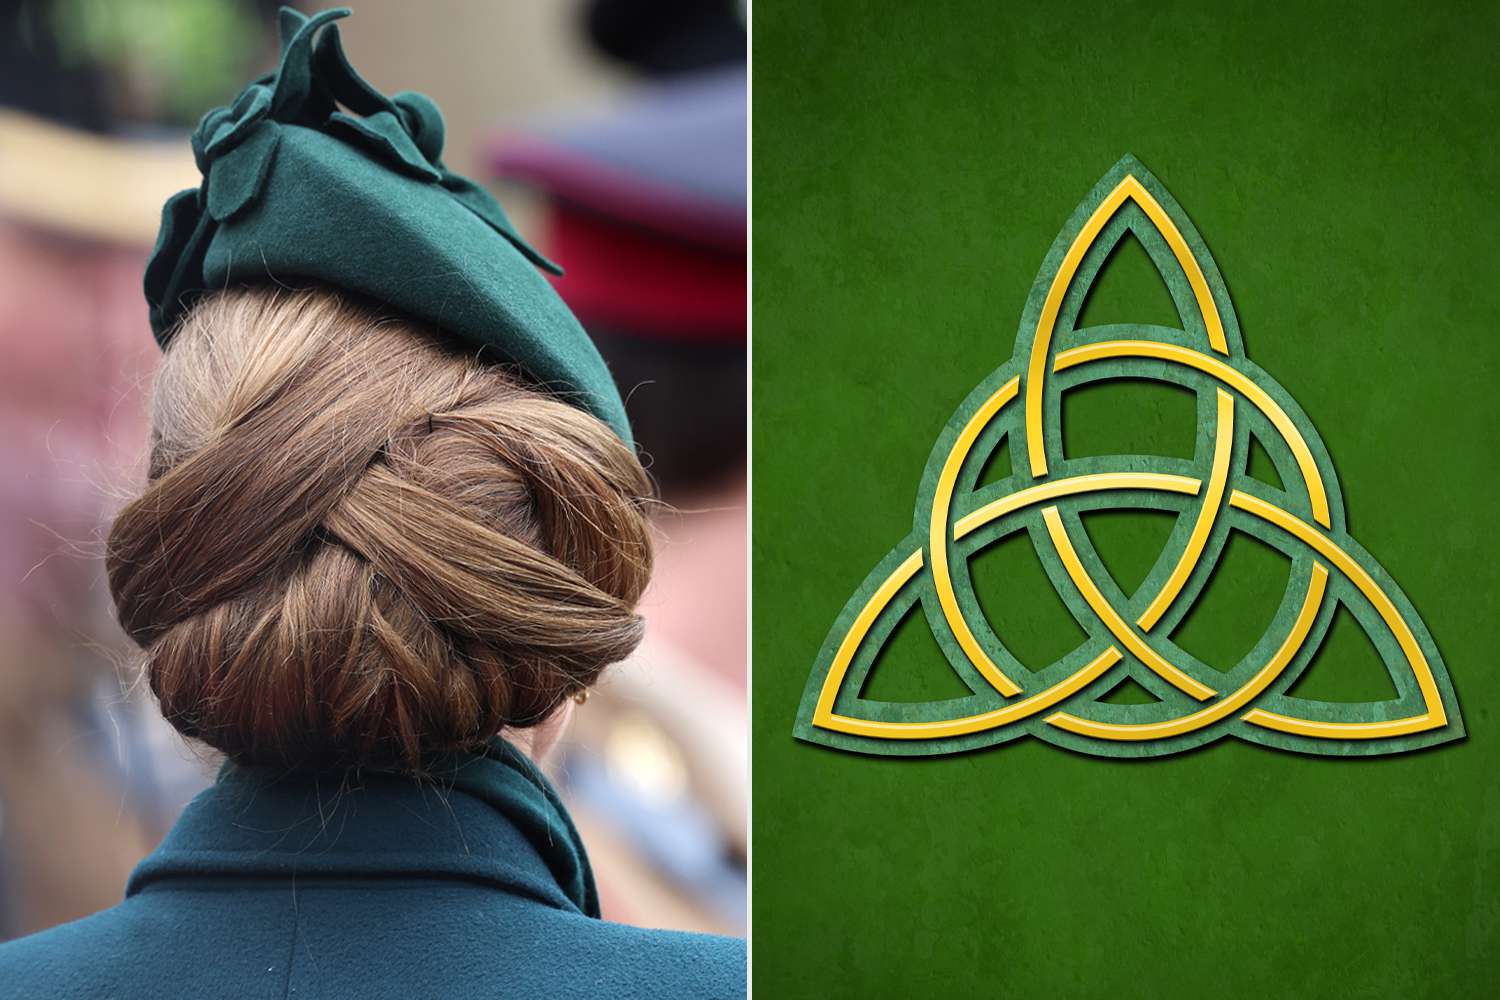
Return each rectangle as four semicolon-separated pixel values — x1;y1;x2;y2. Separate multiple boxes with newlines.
751;0;1500;995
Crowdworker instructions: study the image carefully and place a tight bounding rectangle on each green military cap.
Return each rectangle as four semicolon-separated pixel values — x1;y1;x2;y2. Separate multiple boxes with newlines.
144;6;631;441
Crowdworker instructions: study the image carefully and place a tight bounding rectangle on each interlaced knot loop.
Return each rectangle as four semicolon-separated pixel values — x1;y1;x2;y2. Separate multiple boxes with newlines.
108;287;652;771
795;157;1461;759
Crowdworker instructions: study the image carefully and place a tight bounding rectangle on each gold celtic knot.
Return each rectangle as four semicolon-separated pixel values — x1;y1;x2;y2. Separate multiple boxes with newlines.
793;156;1464;758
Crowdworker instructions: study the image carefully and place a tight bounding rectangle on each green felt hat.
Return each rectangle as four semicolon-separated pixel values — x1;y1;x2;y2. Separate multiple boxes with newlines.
144;6;631;441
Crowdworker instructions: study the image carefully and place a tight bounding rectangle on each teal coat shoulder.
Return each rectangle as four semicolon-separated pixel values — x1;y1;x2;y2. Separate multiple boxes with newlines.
0;744;744;999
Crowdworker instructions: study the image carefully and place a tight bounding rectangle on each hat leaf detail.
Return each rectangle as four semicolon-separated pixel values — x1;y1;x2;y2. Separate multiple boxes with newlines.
206;122;282;222
166;4;557;305
140;6;631;437
327;111;442;182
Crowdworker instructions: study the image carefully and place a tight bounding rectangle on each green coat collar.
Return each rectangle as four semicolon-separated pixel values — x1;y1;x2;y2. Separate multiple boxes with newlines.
127;739;599;917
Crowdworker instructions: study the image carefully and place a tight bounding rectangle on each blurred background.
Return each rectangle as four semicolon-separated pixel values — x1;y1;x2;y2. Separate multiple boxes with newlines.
0;0;745;938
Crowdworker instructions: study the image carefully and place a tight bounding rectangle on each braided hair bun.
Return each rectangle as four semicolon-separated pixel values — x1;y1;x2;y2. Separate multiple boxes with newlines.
107;287;653;772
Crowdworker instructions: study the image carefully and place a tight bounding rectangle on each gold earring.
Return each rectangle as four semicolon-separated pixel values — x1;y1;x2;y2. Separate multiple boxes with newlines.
572;689;589;705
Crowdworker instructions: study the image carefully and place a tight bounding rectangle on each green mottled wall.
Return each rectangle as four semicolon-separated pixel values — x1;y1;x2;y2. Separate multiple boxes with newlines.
751;0;1500;995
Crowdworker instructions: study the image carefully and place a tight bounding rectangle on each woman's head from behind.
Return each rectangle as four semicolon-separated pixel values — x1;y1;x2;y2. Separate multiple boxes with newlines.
107;286;653;773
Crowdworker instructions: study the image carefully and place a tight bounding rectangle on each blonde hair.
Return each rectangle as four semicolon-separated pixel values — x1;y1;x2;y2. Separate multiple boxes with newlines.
107;286;653;772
